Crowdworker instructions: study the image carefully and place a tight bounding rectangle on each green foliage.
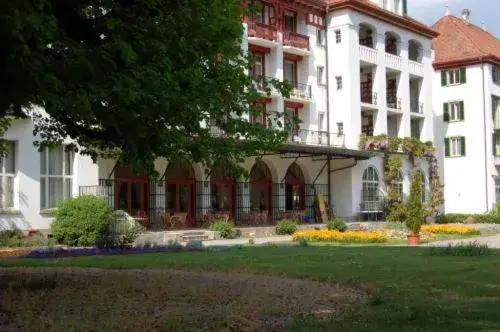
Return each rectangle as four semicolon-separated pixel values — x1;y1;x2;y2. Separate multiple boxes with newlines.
0;230;22;247
51;195;113;247
326;219;347;232
0;0;292;176
429;241;491;257
0;230;54;248
436;213;500;224
406;170;425;234
384;155;405;223
275;220;298;235
96;214;145;248
209;220;235;239
297;237;308;247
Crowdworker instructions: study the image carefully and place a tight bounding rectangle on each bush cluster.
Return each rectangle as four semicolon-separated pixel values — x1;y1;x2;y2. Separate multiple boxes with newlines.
209;219;235;239
275;220;298;235
51;195;144;248
435;212;500;224
326;218;347;232
0;230;53;248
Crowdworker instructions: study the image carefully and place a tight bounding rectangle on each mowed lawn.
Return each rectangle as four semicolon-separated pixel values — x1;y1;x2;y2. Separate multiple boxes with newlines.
2;246;500;331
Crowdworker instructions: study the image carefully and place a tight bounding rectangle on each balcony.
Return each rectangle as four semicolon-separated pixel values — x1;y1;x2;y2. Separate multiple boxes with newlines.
359;45;378;64
288;129;345;147
287;82;312;102
283;31;310;57
387;97;402;113
409;60;424;77
360;83;377;109
385;53;402;71
247;21;277;49
253;76;279;96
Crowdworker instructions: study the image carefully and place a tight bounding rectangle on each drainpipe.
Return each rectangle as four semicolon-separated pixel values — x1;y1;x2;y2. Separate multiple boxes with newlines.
481;62;490;212
324;7;333;211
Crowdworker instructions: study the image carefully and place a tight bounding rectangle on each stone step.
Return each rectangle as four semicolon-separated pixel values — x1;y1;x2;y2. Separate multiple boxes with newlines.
180;234;210;242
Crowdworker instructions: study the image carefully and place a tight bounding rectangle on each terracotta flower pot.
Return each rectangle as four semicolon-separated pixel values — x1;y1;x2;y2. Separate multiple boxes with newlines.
406;232;421;246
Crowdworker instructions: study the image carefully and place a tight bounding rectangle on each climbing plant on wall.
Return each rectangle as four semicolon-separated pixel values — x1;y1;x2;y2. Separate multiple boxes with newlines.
359;134;444;220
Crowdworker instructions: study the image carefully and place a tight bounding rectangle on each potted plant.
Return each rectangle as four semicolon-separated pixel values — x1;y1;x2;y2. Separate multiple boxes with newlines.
405;170;425;245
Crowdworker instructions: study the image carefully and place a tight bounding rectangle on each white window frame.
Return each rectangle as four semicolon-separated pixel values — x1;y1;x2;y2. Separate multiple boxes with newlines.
336;76;343;90
0;141;15;209
316;29;325;46
447;69;461;85
391;170;403;199
494;66;500;85
449;101;461;122
335;29;341;44
450;137;462;157
40;145;74;209
362;166;380;204
317;66;325;86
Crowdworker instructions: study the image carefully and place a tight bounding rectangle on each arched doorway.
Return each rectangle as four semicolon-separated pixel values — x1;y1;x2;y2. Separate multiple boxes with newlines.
285;163;305;211
114;165;149;219
165;161;195;224
210;166;236;219
250;161;272;218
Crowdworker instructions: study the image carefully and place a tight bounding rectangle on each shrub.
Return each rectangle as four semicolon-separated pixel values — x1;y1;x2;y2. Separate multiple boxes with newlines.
209;219;235;239
51;195;113;247
275;220;298;235
435;213;500;224
0;230;53;248
0;230;22;247
96;213;145;248
327;218;347;232
429;241;491;257
405;170;424;234
297;236;308;247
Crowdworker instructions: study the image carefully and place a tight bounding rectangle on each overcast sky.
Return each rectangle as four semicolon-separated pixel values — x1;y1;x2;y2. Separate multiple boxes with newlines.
408;0;500;37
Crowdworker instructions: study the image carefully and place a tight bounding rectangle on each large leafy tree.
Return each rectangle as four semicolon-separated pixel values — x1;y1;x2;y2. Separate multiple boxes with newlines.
0;0;289;175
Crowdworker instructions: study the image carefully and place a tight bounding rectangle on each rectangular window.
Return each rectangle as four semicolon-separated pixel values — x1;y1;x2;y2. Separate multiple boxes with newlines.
284;11;297;32
252;102;267;127
442;68;466;86
445;137;466;157
284;60;296;86
335;30;341;43
445;101;465;122
316;29;325;46
317;66;325;86
493;66;500;84
336;76;343;90
40;145;74;209
318;113;325;131
337;122;344;136
0;141;15;209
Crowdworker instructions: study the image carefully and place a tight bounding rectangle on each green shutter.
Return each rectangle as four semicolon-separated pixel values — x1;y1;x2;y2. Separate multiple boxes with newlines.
494;134;497;156
441;71;447;86
444;138;450;157
461;136;466;156
459;101;465;120
443;103;450;122
460;67;467;84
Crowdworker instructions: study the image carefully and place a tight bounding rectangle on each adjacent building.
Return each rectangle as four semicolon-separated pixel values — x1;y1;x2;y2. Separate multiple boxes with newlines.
1;0;442;231
432;10;500;214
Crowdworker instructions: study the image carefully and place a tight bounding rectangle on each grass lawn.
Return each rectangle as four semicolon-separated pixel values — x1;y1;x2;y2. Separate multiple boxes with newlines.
1;246;500;331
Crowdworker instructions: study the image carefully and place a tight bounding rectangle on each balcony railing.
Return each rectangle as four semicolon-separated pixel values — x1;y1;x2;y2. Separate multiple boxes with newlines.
359;45;378;63
287;129;345;147
385;53;402;70
387;97;401;110
283;31;309;50
361;83;377;105
287;82;312;100
247;21;277;42
409;60;424;76
410;99;424;114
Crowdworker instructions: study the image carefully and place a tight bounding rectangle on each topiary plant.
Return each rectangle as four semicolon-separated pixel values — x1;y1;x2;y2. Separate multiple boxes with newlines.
327;218;347;232
275;220;298;235
51;195;113;247
405;170;425;234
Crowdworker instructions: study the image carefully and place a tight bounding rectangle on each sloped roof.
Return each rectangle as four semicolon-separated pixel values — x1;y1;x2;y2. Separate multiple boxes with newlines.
432;15;500;69
327;0;438;38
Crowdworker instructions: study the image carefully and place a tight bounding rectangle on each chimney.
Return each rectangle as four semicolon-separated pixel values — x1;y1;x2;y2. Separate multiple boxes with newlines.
461;9;471;23
481;21;487;31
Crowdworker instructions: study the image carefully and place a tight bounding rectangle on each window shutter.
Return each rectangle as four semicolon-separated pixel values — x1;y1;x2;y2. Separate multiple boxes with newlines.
461;136;466;156
460;67;467;84
444;138;450;157
443;103;450;122
459;101;465;120
441;71;447;86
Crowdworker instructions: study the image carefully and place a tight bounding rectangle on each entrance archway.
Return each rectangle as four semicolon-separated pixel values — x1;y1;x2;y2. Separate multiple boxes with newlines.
210;166;236;219
250;161;272;217
165;161;195;223
114;165;149;219
285;163;305;211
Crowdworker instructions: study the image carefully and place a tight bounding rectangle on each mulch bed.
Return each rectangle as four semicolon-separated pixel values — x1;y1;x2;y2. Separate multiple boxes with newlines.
0;267;367;331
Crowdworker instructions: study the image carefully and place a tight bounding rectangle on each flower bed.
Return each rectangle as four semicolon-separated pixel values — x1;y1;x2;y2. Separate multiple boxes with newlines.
421;224;480;236
292;229;386;244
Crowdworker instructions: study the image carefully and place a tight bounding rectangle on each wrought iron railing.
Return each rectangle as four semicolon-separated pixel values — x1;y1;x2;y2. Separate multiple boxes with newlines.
283;31;310;50
361;84;377;105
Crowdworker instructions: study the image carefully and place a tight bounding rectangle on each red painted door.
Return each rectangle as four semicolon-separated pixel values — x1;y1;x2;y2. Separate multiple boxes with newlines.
166;180;194;223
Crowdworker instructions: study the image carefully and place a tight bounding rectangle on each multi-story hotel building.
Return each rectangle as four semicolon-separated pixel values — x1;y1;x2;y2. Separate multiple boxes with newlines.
0;0;440;231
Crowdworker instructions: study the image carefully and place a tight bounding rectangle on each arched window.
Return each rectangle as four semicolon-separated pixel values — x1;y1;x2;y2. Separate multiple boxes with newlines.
114;165;149;218
285;163;305;211
359;23;375;48
250;161;272;212
409;40;423;62
385;31;400;55
362;166;380;204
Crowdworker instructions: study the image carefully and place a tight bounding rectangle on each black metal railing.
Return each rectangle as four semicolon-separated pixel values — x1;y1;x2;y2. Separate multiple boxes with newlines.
80;181;329;231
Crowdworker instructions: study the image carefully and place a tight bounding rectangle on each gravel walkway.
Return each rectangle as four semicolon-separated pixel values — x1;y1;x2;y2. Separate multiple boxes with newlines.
424;235;500;248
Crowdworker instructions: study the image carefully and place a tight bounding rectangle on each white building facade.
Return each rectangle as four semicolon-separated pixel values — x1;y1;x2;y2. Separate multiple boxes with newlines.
1;0;441;231
433;13;500;214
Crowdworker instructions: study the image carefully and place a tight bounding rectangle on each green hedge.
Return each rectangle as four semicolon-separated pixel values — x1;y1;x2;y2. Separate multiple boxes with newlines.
435;213;500;224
